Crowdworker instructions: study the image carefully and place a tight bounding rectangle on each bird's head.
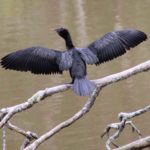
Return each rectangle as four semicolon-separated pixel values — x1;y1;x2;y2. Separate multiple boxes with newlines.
55;27;70;39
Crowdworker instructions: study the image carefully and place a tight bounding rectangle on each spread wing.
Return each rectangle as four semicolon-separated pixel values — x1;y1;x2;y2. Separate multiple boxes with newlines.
1;47;73;74
82;28;147;65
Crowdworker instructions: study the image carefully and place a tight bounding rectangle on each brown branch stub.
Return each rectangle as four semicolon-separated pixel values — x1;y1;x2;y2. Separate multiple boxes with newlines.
20;139;31;150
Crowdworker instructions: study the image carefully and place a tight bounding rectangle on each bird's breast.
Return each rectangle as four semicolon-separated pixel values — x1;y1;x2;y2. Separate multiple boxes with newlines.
70;51;87;78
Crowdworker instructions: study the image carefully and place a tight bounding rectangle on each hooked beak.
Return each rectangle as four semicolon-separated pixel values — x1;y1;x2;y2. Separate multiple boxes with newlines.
54;27;62;33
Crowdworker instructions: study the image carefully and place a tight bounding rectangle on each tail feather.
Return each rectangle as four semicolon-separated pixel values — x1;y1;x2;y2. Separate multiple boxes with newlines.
72;77;95;96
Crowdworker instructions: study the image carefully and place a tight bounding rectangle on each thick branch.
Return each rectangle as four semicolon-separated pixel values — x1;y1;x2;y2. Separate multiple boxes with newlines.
0;84;71;128
94;60;150;87
114;136;150;150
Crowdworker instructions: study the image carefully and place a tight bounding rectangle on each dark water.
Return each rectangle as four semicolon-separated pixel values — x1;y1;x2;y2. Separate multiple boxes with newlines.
0;0;150;149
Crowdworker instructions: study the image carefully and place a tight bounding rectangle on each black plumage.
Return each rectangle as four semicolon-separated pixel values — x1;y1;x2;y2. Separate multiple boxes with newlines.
1;28;147;96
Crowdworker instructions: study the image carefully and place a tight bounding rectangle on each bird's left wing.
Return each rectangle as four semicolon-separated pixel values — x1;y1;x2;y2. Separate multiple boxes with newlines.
1;47;73;74
80;29;147;65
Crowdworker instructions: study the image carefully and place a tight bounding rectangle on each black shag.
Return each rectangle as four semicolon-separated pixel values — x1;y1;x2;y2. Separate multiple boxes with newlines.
0;28;147;96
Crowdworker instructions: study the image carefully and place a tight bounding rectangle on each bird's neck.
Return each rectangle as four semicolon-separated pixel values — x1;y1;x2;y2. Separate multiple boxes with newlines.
65;35;74;50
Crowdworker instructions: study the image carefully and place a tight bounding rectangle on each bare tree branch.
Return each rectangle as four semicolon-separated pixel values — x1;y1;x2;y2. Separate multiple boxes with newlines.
22;61;150;150
101;104;150;150
114;136;150;150
6;121;38;140
2;126;6;150
0;60;150;150
23;86;101;150
0;84;71;128
94;60;150;87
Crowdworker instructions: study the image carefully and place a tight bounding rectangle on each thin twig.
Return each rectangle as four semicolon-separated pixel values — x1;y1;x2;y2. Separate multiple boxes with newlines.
6;121;38;140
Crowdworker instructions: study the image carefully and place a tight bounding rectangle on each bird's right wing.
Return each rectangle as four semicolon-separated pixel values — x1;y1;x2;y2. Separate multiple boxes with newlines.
86;28;147;65
1;47;73;74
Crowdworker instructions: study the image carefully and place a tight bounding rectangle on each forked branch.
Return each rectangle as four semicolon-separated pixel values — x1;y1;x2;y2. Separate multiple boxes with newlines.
0;60;150;150
101;105;150;149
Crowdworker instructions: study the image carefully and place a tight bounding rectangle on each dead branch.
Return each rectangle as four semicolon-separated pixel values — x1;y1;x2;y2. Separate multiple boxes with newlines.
23;86;101;150
101;104;150;150
6;121;38;140
0;60;150;150
23;60;150;150
114;136;150;150
0;84;71;128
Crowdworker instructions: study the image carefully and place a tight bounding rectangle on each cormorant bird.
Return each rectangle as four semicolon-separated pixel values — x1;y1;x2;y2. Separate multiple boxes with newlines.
0;28;147;96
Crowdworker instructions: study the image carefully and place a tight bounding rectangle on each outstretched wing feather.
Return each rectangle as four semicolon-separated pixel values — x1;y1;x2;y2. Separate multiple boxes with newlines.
1;47;64;74
87;28;147;65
